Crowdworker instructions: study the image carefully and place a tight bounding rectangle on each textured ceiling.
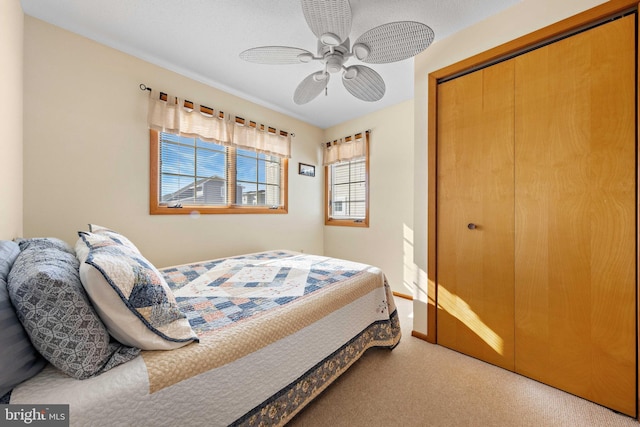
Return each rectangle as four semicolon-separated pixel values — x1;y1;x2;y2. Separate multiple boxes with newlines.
21;0;521;129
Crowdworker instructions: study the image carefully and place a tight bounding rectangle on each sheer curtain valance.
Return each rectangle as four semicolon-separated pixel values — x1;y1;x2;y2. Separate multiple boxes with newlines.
322;131;369;166
147;90;291;158
233;122;292;159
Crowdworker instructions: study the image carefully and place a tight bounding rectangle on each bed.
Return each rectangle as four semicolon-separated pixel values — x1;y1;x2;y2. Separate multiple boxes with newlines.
0;226;401;426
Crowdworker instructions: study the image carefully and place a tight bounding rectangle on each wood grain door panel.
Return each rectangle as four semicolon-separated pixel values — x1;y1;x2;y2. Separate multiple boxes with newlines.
437;60;516;370
513;15;636;416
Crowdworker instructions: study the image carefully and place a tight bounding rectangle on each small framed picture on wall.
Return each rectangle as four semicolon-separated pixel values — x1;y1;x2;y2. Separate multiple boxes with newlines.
299;163;315;177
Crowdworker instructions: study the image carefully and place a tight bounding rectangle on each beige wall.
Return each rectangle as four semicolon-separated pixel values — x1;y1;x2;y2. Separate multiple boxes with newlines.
21;14;414;295
411;0;608;334
0;0;24;239
324;99;414;295
20;1;609;306
23;17;325;268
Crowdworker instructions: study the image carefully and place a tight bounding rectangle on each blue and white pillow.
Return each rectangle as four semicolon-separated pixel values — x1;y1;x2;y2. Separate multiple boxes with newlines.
88;224;140;252
76;225;140;263
7;241;140;380
16;237;75;255
78;232;198;350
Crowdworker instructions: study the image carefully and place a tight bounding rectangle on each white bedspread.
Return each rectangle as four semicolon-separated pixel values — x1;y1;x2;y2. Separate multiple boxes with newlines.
10;251;401;426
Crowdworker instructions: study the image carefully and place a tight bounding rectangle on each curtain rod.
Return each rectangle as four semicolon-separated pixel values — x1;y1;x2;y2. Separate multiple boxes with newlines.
323;129;371;146
139;84;295;137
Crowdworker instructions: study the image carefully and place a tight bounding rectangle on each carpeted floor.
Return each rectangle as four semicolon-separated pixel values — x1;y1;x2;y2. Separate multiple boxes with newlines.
289;297;637;426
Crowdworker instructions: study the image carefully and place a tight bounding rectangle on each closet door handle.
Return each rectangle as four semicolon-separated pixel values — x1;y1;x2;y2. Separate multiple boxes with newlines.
467;223;477;230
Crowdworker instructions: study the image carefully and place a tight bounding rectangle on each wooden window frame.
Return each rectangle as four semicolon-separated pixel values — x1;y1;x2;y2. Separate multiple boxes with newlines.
149;129;288;215
324;135;370;227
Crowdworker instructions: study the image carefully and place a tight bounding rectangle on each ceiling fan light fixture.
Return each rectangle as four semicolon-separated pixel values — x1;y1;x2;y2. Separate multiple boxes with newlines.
312;71;328;82
342;66;358;80
298;52;314;63
320;32;341;46
352;43;370;61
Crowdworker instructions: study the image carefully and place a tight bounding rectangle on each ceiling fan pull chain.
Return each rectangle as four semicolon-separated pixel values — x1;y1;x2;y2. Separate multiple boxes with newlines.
325;87;328;96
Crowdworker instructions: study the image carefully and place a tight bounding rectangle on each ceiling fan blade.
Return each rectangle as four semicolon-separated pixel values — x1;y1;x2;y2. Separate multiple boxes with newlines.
353;21;435;64
301;0;352;46
239;46;314;64
342;65;385;102
294;71;330;105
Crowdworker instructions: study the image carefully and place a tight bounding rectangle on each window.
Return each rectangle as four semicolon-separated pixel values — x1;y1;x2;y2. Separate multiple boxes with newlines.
235;148;282;206
324;134;369;227
150;130;287;214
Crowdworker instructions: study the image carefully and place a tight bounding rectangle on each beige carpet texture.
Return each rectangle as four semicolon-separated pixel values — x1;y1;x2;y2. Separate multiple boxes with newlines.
289;297;637;427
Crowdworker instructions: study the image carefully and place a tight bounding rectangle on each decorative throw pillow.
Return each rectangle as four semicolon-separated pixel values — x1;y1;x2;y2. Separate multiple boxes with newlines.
76;225;140;264
78;232;198;350
88;224;140;253
15;237;74;255
0;241;46;400
7;244;140;380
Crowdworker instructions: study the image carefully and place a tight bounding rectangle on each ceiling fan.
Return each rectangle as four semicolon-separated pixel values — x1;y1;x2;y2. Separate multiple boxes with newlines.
239;0;435;105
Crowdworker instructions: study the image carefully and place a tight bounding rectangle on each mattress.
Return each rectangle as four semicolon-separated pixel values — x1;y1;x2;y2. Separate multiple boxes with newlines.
9;250;401;426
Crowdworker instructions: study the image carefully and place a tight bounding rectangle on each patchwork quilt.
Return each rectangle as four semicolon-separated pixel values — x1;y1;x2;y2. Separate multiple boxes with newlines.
10;251;401;426
166;251;379;334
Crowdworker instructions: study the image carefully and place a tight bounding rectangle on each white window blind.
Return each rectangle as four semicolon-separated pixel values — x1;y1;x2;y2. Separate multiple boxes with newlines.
235;148;282;207
158;132;282;208
324;131;370;226
330;159;367;219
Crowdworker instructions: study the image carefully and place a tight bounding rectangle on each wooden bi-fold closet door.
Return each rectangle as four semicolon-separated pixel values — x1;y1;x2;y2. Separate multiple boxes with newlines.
513;14;636;416
436;59;516;371
436;14;636;416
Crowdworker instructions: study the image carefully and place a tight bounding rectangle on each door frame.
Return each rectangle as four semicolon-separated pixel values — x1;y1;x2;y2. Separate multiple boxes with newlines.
426;0;640;418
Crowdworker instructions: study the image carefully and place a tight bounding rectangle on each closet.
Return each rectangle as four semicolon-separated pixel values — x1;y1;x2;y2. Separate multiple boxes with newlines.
436;14;636;416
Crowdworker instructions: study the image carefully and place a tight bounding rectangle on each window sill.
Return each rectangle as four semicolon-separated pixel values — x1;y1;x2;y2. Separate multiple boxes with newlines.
324;218;369;227
150;205;288;215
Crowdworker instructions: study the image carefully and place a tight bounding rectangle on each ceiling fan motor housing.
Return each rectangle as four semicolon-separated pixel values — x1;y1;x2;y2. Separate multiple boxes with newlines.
325;53;344;73
319;39;350;73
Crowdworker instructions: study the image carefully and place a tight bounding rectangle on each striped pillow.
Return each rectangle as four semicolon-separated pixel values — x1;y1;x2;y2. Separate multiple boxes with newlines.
0;240;46;400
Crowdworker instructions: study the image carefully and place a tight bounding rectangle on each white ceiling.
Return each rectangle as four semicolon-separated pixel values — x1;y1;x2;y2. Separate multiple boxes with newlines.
21;0;521;129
